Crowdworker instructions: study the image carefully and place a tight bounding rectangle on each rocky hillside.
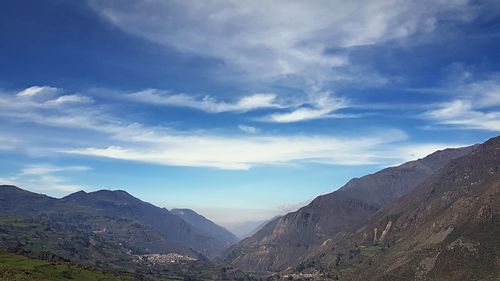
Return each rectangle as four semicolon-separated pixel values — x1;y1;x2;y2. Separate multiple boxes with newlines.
277;136;500;281
225;145;476;273
171;208;239;247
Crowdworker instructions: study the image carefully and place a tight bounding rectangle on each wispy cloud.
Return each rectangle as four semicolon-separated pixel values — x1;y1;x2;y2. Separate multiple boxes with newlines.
238;125;259;134
20;165;91;176
46;94;94;105
0;86;468;170
17;86;61;97
421;75;500;131
127;88;353;123
128;89;280;112
423;100;500;131
91;0;477;81
0;86;94;111
262;92;347;123
62;130;410;170
0;164;91;193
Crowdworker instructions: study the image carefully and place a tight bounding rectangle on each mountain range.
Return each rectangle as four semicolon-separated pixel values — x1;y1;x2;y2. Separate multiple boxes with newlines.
1;136;499;280
0;186;239;259
225;137;500;280
224;144;476;273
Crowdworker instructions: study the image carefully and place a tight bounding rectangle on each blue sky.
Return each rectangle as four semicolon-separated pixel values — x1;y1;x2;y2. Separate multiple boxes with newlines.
1;0;500;226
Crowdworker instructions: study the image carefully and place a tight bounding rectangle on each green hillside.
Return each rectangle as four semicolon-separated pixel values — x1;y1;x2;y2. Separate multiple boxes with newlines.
0;248;135;281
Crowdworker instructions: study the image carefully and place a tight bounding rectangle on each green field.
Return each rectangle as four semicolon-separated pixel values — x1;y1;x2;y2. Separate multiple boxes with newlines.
0;248;135;281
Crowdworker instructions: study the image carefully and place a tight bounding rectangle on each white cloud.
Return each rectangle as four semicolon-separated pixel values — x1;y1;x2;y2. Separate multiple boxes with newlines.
421;76;500;131
128;88;352;123
238;125;259;134
17;86;60;97
128;89;280;112
0;164;91;194
62;129;413;170
47;95;94;105
1;86;468;170
0;86;94;113
91;0;476;80
20;165;91;176
263;92;347;122
423;100;500;131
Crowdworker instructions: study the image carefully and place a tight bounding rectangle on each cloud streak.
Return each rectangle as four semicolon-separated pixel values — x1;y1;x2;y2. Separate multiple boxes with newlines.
0;86;470;170
128;89;280;112
421;75;500;131
91;0;477;81
62;130;411;170
263;92;347;122
0;164;91;193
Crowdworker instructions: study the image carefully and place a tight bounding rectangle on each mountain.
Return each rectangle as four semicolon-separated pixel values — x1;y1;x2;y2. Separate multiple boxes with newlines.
225;218;277;240
0;185;254;280
292;135;500;281
0;186;234;259
0;184;56;213
171;208;238;246
62;189;231;258
225;145;477;273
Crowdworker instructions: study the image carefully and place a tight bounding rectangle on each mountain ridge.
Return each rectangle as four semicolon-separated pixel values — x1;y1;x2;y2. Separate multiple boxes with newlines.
292;136;500;280
0;185;235;259
225;144;478;272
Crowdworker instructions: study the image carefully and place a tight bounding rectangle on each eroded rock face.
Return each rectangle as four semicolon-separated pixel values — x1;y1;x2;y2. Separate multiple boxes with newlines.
225;145;476;273
298;136;500;281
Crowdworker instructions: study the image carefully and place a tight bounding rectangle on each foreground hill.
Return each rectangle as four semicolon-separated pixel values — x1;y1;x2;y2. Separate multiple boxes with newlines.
225;145;476;273
306;135;500;280
0;248;136;281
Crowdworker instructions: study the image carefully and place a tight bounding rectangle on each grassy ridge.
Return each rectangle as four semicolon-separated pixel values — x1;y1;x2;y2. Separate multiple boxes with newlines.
0;248;135;281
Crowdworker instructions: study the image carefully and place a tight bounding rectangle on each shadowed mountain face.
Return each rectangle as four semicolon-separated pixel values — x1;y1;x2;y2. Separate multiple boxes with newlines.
297;136;500;281
171;208;239;246
62;190;236;258
0;186;235;259
0;185;56;213
225;145;477;273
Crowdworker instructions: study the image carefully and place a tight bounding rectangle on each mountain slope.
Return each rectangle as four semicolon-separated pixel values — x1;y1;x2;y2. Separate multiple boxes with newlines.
171;208;238;247
62;189;239;258
0;186;234;259
225;145;476;273
0;248;135;281
291;136;500;280
0;185;56;213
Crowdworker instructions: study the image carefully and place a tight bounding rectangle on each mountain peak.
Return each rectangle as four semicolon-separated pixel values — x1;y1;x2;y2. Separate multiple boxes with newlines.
64;189;135;202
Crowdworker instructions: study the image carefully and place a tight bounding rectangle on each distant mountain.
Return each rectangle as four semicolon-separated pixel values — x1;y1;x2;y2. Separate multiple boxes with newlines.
0;186;234;259
225;218;277;240
0;185;254;280
225;145;477;272
171;208;238;247
62;189;232;258
294;136;500;280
